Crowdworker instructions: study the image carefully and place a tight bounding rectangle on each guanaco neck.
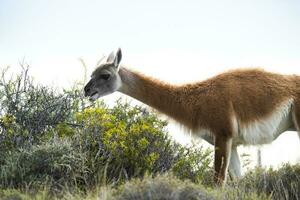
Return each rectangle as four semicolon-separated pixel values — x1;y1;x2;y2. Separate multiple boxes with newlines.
118;67;186;122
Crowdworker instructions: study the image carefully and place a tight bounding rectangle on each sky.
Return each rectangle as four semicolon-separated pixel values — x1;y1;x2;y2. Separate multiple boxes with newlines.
1;0;300;170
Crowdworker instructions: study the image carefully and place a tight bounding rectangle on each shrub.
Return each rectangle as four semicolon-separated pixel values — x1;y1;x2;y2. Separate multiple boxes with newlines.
73;100;212;185
113;174;214;200
236;164;300;200
172;144;213;185
0;114;24;161
0;66;84;149
0;139;88;191
112;174;268;200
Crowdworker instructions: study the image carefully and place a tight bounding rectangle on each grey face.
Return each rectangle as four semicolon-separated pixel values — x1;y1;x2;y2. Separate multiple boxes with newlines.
84;48;122;101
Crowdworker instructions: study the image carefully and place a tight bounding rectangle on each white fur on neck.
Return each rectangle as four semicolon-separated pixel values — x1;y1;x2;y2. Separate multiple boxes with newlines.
117;67;137;94
114;73;122;91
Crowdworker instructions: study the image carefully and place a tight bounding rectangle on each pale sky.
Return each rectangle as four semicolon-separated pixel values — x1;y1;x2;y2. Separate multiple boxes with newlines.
1;0;300;170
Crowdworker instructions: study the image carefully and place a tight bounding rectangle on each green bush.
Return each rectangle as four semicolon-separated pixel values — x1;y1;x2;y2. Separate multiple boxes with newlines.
0;139;88;191
112;174;268;200
172;144;212;185
0;66;84;150
236;164;300;200
72;100;212;185
0;114;24;161
113;174;214;200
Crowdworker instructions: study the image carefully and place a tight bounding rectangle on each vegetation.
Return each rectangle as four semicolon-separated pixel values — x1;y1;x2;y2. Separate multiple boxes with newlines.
0;66;299;199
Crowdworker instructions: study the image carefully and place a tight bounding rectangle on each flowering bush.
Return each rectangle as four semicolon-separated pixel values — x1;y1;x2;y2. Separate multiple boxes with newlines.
0;67;212;191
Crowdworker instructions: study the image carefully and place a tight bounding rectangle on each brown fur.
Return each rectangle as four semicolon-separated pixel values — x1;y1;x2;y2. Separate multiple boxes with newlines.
117;67;300;186
119;68;297;133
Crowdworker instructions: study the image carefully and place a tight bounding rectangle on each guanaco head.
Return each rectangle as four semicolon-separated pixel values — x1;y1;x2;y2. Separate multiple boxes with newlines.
84;48;122;101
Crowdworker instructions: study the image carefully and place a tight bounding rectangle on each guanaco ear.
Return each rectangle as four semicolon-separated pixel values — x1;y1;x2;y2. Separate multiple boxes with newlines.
114;48;122;68
107;51;115;63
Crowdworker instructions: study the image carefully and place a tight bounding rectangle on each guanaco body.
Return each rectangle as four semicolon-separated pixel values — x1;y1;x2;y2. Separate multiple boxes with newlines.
84;48;299;185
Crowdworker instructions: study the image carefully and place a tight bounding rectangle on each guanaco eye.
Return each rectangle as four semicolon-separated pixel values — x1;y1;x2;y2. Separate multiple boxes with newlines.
99;74;111;80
